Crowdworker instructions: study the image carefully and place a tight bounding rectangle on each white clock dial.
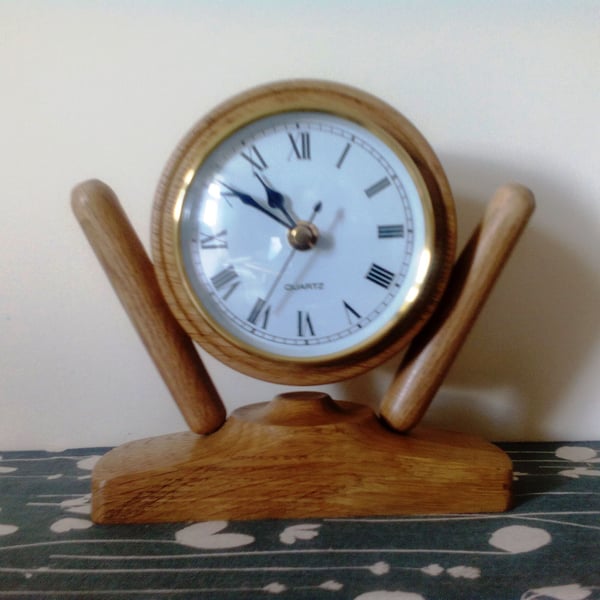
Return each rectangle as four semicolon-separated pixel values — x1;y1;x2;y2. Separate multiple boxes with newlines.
176;111;433;362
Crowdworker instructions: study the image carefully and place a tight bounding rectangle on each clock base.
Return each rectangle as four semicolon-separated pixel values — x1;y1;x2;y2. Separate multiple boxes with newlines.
91;392;512;523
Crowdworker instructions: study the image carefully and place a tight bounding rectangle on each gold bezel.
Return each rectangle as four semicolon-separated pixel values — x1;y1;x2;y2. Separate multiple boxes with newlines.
152;80;456;385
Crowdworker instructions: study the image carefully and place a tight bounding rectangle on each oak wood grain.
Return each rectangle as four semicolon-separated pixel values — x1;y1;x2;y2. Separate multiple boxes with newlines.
379;183;535;432
92;392;512;523
72;179;226;434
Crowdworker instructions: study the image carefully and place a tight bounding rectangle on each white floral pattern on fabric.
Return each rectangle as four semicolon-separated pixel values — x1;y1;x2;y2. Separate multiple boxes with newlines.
489;525;552;553
521;583;595;599
354;592;426;600
175;521;255;549
279;523;321;544
50;517;93;533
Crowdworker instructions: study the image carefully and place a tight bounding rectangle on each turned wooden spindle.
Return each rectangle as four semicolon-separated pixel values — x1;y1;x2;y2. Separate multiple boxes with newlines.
380;183;535;432
72;179;227;434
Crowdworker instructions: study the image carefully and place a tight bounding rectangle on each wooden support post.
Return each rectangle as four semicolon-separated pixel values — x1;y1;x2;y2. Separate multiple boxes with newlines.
72;179;227;435
380;183;535;432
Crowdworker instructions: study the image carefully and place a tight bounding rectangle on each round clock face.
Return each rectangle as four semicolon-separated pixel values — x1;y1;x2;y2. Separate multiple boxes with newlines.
153;81;455;384
179;111;429;360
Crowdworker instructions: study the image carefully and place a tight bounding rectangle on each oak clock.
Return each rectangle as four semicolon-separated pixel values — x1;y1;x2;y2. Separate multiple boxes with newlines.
71;80;534;523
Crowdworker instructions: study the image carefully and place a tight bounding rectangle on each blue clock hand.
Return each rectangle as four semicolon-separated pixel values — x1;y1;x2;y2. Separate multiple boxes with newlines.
254;173;297;228
219;182;291;229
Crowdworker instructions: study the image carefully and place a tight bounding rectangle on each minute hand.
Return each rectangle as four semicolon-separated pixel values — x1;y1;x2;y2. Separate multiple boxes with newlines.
220;182;291;229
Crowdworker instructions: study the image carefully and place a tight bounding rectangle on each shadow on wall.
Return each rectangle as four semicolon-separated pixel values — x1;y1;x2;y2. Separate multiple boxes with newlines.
337;154;600;441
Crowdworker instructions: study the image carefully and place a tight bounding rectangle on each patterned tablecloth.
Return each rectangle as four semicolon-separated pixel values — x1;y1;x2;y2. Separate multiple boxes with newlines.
1;441;599;599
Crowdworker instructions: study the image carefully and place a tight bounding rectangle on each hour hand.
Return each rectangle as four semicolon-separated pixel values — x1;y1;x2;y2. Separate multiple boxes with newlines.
254;173;297;228
219;182;291;228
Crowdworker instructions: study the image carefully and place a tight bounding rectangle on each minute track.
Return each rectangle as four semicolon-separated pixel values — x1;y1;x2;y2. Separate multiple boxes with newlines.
175;106;435;366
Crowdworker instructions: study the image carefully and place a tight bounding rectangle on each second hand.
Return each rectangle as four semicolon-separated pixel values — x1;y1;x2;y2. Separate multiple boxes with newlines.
262;201;323;308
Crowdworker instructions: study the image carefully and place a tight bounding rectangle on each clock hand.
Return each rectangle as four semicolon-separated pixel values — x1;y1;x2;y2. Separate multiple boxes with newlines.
219;182;291;229
307;201;322;223
255;201;323;319
264;245;297;305
253;173;297;228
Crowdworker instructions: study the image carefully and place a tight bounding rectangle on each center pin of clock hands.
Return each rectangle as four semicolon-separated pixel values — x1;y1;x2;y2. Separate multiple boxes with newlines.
287;200;321;251
220;177;321;251
254;200;323;322
253;175;323;251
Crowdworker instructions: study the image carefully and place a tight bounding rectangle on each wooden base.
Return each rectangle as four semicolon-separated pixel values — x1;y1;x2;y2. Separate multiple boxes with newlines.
92;392;512;524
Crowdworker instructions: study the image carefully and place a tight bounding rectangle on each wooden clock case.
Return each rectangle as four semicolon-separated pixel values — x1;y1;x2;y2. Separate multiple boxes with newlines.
71;81;534;523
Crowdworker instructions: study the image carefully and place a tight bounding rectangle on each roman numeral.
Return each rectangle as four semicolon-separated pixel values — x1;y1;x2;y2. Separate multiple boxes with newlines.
297;310;315;337
377;224;405;238
336;142;351;168
365;177;391;198
343;300;362;325
247;297;270;329
240;145;268;171
199;229;228;249
365;263;395;289
288;132;311;160
210;265;240;300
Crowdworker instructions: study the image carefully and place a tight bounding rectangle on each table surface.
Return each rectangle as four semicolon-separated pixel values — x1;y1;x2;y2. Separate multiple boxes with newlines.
1;441;599;599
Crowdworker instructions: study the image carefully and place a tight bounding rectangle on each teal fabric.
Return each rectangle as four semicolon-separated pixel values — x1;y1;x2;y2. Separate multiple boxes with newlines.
1;442;599;599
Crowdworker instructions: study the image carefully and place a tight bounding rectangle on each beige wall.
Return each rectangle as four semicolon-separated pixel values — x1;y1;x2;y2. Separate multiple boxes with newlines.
1;2;598;449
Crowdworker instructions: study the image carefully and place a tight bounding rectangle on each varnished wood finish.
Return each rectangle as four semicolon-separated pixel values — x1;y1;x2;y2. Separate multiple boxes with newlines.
92;392;512;523
73;84;535;523
72;180;226;434
380;184;535;432
151;80;457;385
